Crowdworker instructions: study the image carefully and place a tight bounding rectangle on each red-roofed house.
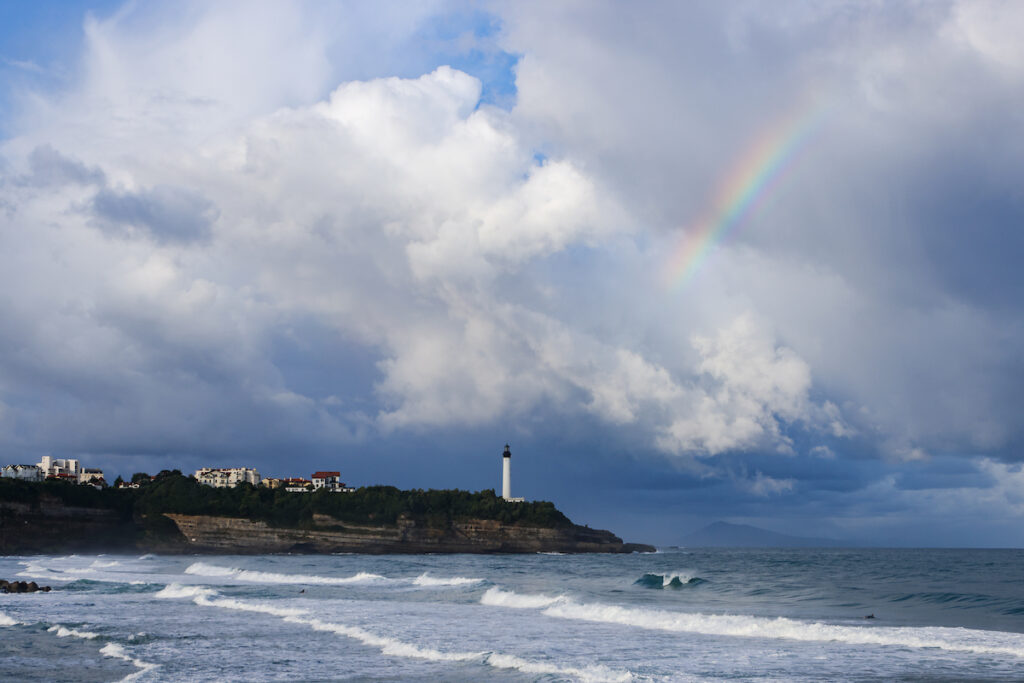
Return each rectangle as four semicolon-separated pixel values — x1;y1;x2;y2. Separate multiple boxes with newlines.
311;471;352;492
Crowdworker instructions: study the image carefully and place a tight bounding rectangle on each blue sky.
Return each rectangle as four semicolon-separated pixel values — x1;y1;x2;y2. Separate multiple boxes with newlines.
2;0;1024;547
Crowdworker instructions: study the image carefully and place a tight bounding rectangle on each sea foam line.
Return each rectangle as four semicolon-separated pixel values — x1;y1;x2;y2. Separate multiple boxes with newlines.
411;572;483;587
184;561;480;588
184;562;387;585
483;588;1024;659
156;583;633;682
49;624;101;639
101;643;160;682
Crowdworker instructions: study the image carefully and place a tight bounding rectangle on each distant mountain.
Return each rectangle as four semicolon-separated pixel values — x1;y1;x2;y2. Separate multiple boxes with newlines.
681;521;846;548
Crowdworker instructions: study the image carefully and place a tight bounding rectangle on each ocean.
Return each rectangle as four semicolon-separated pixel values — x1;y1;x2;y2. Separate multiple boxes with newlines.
1;548;1023;681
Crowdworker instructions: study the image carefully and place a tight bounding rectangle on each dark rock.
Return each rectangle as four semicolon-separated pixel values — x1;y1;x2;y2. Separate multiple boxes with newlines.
0;580;50;593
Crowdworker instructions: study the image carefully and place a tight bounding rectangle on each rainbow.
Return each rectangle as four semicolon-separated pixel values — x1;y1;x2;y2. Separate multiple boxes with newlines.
663;92;830;289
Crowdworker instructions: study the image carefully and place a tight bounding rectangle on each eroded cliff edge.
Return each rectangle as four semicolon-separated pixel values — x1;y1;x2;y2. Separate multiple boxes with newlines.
0;493;655;554
166;512;654;554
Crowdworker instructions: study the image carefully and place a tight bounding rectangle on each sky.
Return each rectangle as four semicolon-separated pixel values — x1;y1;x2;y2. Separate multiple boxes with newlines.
1;0;1023;547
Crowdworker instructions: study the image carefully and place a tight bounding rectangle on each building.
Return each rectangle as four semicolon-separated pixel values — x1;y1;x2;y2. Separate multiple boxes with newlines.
282;478;311;493
78;468;105;486
1;464;43;482
261;477;284;489
501;444;525;503
311;471;352;492
194;467;261;488
38;456;80;479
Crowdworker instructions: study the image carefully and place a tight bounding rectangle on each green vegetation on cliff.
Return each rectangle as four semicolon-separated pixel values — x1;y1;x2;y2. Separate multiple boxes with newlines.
0;472;571;530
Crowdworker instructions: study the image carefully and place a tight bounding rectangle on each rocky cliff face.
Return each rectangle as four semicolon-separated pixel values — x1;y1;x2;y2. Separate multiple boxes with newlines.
166;513;654;554
0;497;654;554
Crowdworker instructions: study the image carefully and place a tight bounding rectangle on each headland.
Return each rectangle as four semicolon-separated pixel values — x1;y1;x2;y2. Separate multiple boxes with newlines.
0;473;654;555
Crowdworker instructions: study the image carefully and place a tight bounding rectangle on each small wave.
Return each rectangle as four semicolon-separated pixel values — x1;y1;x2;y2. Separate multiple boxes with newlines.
154;583;217;600
17;563;88;582
480;587;566;609
0;612;20;627
634;572;705;589
89;560;122;569
137;554;157;560
412;573;484;587
184;562;386;585
101;642;159;682
48;624;101;640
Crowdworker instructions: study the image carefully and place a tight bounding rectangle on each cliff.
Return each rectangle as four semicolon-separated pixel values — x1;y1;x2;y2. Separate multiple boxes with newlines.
166;513;653;554
0;497;654;554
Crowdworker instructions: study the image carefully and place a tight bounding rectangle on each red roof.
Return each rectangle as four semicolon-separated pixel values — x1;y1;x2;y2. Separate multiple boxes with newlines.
312;471;340;478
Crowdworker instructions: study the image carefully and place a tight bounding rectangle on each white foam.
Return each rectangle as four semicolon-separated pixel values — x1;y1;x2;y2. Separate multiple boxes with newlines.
663;571;694;587
101;642;159;681
90;560;122;569
412;572;483;587
184;562;386;585
480;586;566;609
153;583;216;600
17;562;87;582
184;588;634;682
540;599;1024;659
0;612;19;627
48;624;100;639
198;594;309;618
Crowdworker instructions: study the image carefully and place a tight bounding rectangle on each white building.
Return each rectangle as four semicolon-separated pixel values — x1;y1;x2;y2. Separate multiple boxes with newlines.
38;456;80;479
501;444;525;502
311;471;353;492
1;464;44;481
194;467;261;488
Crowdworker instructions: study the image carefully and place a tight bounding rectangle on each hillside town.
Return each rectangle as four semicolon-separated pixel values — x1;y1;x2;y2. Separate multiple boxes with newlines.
0;458;354;493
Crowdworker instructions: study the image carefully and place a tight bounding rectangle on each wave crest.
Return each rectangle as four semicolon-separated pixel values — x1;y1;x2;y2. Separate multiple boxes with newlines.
412;573;483;587
634;572;705;589
183;562;386;585
480;586;566;609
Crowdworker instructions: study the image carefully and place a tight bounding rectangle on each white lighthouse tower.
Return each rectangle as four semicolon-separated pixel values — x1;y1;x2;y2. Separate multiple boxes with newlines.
501;444;524;502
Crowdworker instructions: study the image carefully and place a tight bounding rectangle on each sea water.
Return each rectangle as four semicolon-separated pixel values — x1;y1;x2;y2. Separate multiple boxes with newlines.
2;548;1023;681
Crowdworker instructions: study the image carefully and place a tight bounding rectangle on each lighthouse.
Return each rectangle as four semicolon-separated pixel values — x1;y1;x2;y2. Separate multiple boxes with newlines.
501;444;512;499
501;444;525;502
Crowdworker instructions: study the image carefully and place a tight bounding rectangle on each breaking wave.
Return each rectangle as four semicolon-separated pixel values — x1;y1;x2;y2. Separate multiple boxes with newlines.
183;562;387;585
48;624;101;639
154;583;217;600
101;642;160;682
0;612;19;627
17;562;89;582
481;588;1024;659
412;572;484;587
157;585;633;682
480;586;566;609
37;618;159;682
634;572;705;589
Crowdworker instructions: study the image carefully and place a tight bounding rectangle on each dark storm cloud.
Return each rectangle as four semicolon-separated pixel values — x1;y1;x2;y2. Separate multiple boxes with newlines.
92;185;218;244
